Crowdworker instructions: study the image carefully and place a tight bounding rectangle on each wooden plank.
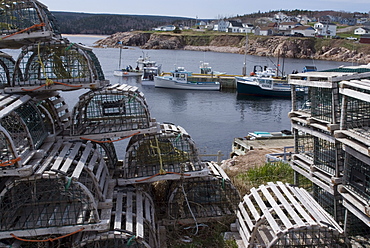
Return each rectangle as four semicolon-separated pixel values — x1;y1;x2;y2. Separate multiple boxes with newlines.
95;155;105;180
236;208;251;240
136;192;144;238
242;194;260;221
36;140;64;174
250;187;281;235
114;192;123;232
0;95;31;119
209;163;221;177
50;142;72;171
276;182;316;225
288;186;327;225
71;142;93;179
298;188;343;231
340;88;370;102
60;142;82;173
238;202;254;233
236;218;250;248
145;197;151;223
259;185;293;230
87;151;99;171
267;182;305;227
126;191;133;232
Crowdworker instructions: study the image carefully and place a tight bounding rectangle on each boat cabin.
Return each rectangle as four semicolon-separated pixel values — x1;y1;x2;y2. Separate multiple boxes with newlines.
171;67;192;81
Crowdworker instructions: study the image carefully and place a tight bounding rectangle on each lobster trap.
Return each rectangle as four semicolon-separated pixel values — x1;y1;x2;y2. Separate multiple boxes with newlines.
236;182;345;248
0;51;19;88
0;0;61;49
118;123;207;184
72;186;158;248
6;40;108;93
71;84;157;140
335;79;370;157
291;126;342;194
165;164;240;224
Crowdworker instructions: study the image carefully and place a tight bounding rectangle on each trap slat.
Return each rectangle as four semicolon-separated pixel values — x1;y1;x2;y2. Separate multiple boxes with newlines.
126;191;133;232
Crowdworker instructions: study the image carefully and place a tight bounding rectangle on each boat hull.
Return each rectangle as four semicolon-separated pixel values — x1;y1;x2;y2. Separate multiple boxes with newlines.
113;70;143;77
154;76;220;91
236;77;293;98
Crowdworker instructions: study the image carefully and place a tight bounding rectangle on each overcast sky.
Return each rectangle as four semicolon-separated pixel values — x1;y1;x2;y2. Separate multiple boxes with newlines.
41;0;369;19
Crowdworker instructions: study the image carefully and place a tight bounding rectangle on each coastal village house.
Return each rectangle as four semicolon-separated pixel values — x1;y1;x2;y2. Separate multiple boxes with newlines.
354;27;370;35
254;26;273;36
152;25;176;31
291;25;316;37
314;22;337;36
278;22;302;35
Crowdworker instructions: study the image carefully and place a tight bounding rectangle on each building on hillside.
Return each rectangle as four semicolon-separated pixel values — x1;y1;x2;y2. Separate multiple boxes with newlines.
314;22;337;37
291;25;316;37
359;34;370;44
227;20;244;33
277;22;301;35
243;23;254;33
254;26;273;36
354;27;370;35
216;20;229;32
152;25;176;31
279;22;302;31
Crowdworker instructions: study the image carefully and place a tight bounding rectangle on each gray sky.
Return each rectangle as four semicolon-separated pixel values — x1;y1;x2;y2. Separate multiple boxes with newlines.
41;0;369;19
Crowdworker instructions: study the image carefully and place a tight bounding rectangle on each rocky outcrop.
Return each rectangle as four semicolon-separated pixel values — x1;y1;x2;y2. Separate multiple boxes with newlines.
94;32;370;64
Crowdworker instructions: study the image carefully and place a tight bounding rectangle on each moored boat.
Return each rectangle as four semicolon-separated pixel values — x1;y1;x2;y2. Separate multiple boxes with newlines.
113;45;143;77
140;56;161;81
235;65;299;98
154;67;220;90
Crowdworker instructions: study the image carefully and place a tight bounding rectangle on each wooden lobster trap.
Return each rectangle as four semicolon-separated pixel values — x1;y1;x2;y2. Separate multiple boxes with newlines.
236;182;345;247
0;0;61;49
118;123;208;185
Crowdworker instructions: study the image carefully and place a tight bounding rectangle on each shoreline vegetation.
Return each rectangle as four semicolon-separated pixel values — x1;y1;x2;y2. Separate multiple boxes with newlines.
93;31;370;64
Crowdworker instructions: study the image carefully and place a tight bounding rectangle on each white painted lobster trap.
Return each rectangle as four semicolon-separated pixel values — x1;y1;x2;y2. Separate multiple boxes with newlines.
236;182;345;247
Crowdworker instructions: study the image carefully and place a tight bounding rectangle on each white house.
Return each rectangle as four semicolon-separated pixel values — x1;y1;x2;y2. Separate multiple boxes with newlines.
255;27;273;36
279;22;302;31
243;23;254;33
291;26;316;37
314;22;337;37
354;27;370;35
216;20;229;32
152;25;176;31
227;20;244;33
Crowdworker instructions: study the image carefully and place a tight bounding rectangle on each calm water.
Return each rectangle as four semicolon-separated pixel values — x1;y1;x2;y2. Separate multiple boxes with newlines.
3;35;353;160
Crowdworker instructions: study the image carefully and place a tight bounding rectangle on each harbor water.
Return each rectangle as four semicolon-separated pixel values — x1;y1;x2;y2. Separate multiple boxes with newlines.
4;35;354;160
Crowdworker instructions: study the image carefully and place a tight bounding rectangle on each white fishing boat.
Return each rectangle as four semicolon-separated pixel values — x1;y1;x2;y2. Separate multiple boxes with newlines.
154;67;220;90
199;61;226;75
140;56;162;81
113;46;143;77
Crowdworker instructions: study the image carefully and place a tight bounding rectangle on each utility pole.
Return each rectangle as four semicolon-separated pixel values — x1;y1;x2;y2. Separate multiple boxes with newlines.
242;33;248;76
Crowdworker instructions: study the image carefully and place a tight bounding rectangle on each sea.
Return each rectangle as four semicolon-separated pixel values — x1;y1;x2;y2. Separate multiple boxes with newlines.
2;35;354;160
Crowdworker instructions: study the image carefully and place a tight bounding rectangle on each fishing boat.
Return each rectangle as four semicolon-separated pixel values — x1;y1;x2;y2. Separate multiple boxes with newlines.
235;65;296;98
113;46;143;77
199;61;226;75
154;67;220;90
141;56;162;81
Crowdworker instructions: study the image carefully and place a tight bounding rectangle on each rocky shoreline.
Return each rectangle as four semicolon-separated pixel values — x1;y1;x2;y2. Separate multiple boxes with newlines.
94;31;370;64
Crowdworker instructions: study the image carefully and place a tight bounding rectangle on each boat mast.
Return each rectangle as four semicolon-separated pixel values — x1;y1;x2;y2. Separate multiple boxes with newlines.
118;46;122;69
242;33;248;76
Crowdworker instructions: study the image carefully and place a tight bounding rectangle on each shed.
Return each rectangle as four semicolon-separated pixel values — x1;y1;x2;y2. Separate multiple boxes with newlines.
237;182;345;247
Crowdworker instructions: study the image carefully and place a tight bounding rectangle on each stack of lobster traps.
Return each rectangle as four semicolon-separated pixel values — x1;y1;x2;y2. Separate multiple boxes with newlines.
0;1;241;247
287;65;370;240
